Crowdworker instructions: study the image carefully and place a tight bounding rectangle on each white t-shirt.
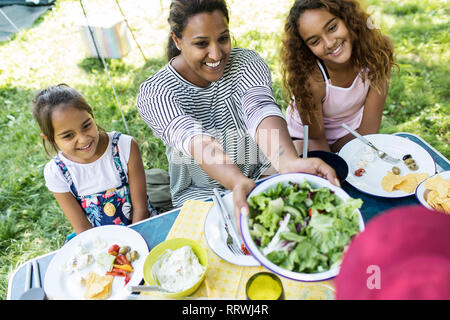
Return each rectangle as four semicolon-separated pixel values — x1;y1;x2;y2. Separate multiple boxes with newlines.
44;132;133;197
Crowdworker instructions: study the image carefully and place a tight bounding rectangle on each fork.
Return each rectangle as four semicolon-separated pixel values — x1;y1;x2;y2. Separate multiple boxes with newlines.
341;124;400;164
223;222;243;255
212;192;243;256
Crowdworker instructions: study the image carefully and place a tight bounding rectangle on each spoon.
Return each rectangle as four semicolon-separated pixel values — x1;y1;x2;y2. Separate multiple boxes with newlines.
128;285;171;293
129;266;172;295
19;260;47;300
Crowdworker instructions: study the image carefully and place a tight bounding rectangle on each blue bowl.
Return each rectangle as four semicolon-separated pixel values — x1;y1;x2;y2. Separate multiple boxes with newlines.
300;150;349;182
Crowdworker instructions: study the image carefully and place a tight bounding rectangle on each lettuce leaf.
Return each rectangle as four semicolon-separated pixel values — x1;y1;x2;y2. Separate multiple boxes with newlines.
248;180;363;274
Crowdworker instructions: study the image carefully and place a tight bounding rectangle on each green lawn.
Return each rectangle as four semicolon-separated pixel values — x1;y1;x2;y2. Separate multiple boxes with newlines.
0;0;448;299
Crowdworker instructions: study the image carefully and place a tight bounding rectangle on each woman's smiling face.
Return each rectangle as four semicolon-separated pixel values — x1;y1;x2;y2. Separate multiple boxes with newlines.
298;8;352;67
171;9;231;87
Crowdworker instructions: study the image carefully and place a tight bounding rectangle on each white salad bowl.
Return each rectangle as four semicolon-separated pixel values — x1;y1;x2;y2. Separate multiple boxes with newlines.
240;173;365;282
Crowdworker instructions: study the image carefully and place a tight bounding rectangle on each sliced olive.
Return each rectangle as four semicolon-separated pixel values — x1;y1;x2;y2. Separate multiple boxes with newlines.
408;162;419;171
119;245;130;254
126;252;132;262
402;154;412;161
404;158;415;165
127;250;139;262
392;166;401;175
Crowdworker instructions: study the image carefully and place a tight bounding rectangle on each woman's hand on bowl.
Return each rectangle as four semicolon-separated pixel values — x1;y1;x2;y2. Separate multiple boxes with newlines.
280;157;340;187
230;158;339;236
231;177;255;234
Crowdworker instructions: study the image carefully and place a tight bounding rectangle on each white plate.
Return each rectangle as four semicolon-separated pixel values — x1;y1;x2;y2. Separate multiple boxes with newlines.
415;170;450;210
339;134;436;198
204;192;259;267
240;173;365;282
44;225;149;300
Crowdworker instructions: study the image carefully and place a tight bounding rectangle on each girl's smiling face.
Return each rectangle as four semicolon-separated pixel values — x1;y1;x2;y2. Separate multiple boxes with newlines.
298;8;352;68
49;104;103;163
171;9;231;87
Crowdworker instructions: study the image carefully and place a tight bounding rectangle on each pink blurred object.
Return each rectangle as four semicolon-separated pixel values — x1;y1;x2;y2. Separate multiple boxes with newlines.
336;205;450;300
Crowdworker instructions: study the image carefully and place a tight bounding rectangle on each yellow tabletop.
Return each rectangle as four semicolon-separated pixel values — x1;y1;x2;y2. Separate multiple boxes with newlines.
144;200;335;300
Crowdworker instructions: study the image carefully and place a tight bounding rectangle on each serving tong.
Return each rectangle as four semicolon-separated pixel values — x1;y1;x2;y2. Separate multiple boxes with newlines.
342;124;400;164
212;188;243;256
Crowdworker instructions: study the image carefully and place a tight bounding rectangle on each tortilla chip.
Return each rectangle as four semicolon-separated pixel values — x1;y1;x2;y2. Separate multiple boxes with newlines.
381;171;405;192
426;190;438;206
84;272;114;300
426;190;450;214
413;173;430;184
434;203;445;212
395;174;418;193
396;173;429;193
424;174;445;190
423;175;450;214
436;182;448;198
381;172;429;193
442;199;450;213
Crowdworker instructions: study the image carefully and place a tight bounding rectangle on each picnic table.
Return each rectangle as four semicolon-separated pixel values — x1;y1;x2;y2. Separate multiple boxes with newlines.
7;132;450;300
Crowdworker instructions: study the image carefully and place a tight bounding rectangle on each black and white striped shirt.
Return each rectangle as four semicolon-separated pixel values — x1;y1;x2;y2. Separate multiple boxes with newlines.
137;48;284;207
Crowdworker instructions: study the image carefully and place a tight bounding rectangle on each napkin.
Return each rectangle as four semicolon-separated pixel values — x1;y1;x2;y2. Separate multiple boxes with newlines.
147;200;335;300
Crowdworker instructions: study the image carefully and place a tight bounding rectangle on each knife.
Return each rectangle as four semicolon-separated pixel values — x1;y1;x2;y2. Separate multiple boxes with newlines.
212;188;243;247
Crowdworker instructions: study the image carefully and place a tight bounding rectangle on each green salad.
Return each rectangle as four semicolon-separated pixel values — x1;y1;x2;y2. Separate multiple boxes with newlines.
248;180;362;274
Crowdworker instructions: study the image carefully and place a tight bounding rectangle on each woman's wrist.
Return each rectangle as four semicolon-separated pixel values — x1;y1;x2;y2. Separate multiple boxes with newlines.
278;157;310;174
227;174;254;192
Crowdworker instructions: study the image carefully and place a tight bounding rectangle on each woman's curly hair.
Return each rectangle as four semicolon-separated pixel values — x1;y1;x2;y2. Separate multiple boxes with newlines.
281;0;395;123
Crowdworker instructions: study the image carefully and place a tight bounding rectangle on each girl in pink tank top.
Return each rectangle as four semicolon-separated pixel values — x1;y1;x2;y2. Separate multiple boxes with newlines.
281;0;395;153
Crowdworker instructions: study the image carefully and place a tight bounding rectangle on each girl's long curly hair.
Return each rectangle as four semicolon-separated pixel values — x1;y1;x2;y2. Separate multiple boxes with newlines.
281;0;395;123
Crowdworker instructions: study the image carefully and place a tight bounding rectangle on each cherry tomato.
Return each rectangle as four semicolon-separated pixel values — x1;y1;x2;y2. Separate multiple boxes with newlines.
241;243;250;255
108;244;120;256
354;168;366;177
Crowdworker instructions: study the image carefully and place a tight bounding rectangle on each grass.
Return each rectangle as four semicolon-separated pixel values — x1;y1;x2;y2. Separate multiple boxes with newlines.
0;0;448;299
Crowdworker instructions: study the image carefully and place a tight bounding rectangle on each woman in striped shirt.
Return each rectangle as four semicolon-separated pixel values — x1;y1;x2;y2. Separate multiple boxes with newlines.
137;0;338;225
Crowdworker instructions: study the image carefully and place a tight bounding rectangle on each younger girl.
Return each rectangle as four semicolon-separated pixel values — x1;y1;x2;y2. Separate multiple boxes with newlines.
32;84;158;235
281;0;395;153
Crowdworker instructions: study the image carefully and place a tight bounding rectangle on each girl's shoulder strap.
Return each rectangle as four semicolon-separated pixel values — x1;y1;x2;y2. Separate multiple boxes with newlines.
111;131;122;146
110;132;128;185
316;59;330;81
53;155;79;197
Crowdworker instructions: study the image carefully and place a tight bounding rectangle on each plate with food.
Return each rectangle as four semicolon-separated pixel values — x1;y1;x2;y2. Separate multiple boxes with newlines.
338;134;436;198
44;225;148;300
415;170;450;214
240;173;365;282
204;191;260;267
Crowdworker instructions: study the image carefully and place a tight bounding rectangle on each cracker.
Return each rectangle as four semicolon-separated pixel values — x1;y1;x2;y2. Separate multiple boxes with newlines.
84;272;114;300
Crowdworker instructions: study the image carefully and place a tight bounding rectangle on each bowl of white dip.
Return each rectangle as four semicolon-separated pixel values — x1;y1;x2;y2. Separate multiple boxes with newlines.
142;238;208;298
